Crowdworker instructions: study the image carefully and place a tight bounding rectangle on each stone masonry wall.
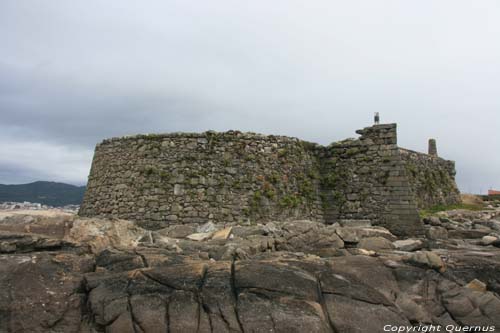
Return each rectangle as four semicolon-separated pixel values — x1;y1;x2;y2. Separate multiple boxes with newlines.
80;124;458;236
399;148;461;209
319;124;423;236
79;131;323;229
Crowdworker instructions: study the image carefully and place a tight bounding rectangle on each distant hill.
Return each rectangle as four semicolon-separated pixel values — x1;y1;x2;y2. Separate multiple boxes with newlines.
0;181;86;206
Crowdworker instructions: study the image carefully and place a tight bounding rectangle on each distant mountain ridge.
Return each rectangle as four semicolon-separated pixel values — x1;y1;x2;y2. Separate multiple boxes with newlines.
0;181;86;207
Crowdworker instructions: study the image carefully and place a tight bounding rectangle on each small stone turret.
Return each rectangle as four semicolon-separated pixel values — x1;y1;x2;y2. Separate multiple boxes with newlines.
428;139;437;156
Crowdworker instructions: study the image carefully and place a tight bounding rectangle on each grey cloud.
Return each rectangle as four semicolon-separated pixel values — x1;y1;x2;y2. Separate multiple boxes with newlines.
0;138;92;185
0;1;499;191
0;163;41;185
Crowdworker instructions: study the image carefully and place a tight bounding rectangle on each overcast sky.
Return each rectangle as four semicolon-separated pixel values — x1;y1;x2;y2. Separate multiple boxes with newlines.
1;1;499;193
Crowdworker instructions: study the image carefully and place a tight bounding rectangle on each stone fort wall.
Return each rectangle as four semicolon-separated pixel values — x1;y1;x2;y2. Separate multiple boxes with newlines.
79;131;324;230
399;148;461;209
79;124;460;236
318;124;423;236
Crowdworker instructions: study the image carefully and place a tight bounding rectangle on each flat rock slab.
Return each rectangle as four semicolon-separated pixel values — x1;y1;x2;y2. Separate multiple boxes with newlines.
404;251;445;272
336;226;396;243
212;227;232;240
393;239;423;252
186;232;213;241
357;237;394;251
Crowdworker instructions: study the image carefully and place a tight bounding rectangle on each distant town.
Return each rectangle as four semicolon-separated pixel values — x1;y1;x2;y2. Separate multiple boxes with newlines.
0;201;79;214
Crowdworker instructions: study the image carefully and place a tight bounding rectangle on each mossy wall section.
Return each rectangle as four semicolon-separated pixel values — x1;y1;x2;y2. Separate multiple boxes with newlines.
399;148;461;209
319;124;424;236
79;131;323;229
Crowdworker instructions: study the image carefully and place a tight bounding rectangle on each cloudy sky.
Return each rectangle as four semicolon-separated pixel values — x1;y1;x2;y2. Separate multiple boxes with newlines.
1;1;499;193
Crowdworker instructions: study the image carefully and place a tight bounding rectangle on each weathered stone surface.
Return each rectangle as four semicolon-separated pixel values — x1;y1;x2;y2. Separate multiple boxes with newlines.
325;255;402;305
65;217;147;253
481;235;498;246
212;227;232;240
448;229;491;239
78;124;460;236
79;131;325;230
395;292;432;324
475;219;500;231
427;226;448;240
321;124;427;236
1;207;499;332
338;219;371;227
324;294;410;333
0;231;79;254
336;226;396;243
235;261;319;300
393;239;423;252
400;148;460;209
0;251;94;332
357;236;394;251
442;287;500;327
442;248;500;294
158;224;196;238
197;221;217;234
466;279;487;292
0;212;74;237
186;232;213;241
424;216;442;226
349;248;376;256
405;251;445;272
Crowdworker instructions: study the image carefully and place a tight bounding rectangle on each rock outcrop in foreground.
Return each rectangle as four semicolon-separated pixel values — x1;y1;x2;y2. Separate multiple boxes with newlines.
1;207;500;332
